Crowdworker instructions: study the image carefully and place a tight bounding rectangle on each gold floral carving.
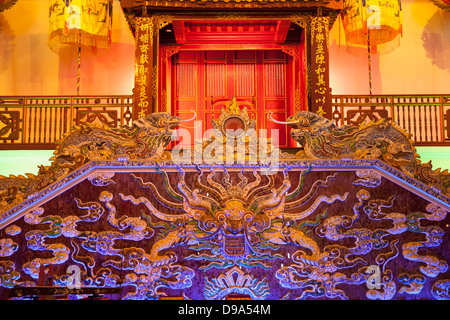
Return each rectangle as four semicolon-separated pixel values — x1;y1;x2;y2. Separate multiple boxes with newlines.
155;14;173;32
215;13;249;20
152;65;158;98
162;45;181;60
290;14;310;28
129;0;343;10
280;44;300;61
310;16;330;48
295;88;301;113
161;89;167;112
306;64;311;95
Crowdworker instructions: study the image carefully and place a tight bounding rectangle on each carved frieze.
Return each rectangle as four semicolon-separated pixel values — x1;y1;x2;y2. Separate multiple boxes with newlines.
0;106;449;300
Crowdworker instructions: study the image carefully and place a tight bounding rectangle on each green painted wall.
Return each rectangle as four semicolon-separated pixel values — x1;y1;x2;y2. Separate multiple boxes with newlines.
0;147;449;177
415;147;450;172
0;150;53;177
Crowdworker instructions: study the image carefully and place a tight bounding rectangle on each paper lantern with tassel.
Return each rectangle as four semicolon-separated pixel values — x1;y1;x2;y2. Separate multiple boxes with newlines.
341;0;402;95
0;0;17;12
342;0;403;54
431;0;450;12
48;0;113;54
48;0;113;95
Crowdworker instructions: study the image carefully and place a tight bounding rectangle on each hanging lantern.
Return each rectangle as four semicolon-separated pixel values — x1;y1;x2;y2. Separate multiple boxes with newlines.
342;0;403;54
48;0;113;54
431;0;450;11
0;0;17;12
0;0;17;13
341;0;403;95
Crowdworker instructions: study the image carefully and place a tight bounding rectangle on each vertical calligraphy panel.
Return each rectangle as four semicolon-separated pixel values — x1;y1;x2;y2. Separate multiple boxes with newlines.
309;16;331;118
134;17;157;120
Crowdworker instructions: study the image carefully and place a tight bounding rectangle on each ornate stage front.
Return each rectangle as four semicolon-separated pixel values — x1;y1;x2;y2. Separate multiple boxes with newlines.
0;104;449;300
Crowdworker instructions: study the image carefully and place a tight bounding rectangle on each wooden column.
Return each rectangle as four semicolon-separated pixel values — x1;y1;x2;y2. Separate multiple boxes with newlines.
160;45;181;113
134;16;159;119
289;14;311;113
308;16;331;118
281;43;301;115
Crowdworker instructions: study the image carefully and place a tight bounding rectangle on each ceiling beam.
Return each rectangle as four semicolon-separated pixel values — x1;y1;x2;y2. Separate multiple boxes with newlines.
172;20;186;44
274;20;291;43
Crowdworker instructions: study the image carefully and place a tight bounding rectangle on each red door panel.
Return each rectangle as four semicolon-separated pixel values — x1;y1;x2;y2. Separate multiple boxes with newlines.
172;50;294;148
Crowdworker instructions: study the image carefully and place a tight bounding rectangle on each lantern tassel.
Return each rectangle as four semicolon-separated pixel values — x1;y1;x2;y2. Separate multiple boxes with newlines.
367;30;373;96
77;30;81;96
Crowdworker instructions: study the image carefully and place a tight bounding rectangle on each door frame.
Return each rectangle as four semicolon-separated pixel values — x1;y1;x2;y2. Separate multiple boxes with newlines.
169;49;296;148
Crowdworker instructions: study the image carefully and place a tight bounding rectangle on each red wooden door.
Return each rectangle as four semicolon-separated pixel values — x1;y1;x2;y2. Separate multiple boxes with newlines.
172;50;294;148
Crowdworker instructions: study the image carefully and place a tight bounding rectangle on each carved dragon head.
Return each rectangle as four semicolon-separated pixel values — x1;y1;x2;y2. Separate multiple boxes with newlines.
267;111;335;146
133;111;196;133
120;166;349;269
178;168;290;241
0;112;198;213
122;167;294;259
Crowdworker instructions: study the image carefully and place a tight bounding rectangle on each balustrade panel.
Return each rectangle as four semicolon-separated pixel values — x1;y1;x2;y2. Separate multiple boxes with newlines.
0;94;448;149
332;95;449;146
0;96;133;149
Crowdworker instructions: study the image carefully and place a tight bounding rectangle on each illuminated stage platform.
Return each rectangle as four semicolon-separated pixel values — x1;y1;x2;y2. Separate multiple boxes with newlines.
1;105;449;300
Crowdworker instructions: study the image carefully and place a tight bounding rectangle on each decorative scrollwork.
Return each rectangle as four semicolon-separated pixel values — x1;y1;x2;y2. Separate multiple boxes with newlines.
0;109;449;300
204;266;270;300
273;110;450;196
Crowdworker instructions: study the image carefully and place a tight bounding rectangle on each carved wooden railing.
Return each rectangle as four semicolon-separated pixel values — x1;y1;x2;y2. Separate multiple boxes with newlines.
1;94;449;149
331;95;450;146
0;95;134;149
